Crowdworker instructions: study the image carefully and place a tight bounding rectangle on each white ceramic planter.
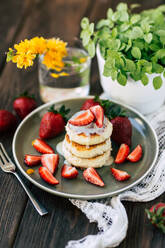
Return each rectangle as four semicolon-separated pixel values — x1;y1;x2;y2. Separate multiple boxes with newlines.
96;46;165;115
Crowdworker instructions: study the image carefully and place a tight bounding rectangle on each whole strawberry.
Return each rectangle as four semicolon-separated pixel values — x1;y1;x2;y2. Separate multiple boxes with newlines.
146;203;165;233
13;91;36;119
111;117;132;146
81;99;99;110
0;110;17;132
39;104;70;139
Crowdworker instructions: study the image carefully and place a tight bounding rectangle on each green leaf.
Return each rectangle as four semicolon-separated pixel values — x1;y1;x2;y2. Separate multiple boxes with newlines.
152;63;164;73
87;40;95;58
80;30;90;46
117;3;128;11
103;66;111;77
120;23;130;32
119;43;126;51
130;14;140;24
117;71;127;86
130;3;141;9
112;12;120;22
141;22;151;33
125;39;132;52
156;30;165;37
126;26;143;39
149;43;160;52
107;8;113;19
111;28;117;38
131;47;141;59
119;11;129;22
110;69;118;80
144;33;152;43
89;23;94;35
81;17;89;29
153;76;163;89
96;19;110;29
6;49;14;62
155;49;165;59
141;73;149;85
125;59;136;72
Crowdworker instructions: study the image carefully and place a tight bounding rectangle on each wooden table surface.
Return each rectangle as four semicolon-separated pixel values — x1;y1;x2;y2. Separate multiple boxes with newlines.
0;0;165;247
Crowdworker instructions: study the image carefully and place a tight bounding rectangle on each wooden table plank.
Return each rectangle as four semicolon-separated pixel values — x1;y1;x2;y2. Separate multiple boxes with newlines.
0;0;36;70
13;188;97;248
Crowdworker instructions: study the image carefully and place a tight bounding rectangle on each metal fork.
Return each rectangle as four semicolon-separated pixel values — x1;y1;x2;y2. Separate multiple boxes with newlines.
0;143;48;216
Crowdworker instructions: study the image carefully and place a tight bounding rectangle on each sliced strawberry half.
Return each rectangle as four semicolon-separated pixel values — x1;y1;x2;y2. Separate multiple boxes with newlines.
115;144;130;164
24;154;41;166
39;167;59;185
41;154;59;174
61;164;78;179
83;167;104;187
111;168;131;181
90;105;104;128
32;138;54;154
69;110;94;126
127;145;142;162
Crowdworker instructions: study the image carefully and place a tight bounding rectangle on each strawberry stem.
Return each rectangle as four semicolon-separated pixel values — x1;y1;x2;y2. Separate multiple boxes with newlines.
48;104;70;122
15;91;35;100
94;96;127;119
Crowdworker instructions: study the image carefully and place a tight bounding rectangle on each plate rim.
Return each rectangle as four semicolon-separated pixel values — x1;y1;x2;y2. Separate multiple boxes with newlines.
12;96;159;200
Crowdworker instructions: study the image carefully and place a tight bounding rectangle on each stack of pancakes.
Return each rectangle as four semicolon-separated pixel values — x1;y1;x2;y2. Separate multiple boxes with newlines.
63;112;113;168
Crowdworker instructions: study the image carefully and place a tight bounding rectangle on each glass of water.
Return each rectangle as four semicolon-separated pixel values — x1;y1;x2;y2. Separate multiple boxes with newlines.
38;47;91;103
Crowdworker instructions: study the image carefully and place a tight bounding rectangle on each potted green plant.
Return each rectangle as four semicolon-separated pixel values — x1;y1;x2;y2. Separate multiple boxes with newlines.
80;3;165;114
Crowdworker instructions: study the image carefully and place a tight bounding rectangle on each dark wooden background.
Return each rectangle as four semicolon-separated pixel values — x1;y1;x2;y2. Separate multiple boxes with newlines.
0;0;165;247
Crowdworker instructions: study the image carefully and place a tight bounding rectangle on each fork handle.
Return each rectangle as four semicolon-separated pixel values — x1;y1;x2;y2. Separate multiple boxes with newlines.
14;172;48;216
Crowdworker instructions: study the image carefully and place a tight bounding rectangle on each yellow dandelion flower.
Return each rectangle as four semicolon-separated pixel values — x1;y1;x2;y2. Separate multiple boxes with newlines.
7;37;68;71
42;49;65;70
30;37;47;54
12;52;35;69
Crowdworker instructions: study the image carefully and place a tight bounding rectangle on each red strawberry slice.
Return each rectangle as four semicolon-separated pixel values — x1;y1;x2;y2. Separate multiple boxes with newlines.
111;168;131;181
32;138;54;154
115;144;130;164
69;110;94;126
61;164;78;179
39;167;59;185
81;99;100;110
41;154;59;174
127;145;142;162
90;105;104;128
24;154;41;166
83;167;104;187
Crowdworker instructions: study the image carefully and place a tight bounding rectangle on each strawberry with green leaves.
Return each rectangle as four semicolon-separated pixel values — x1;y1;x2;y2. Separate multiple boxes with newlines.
39;104;70;139
146;203;165;233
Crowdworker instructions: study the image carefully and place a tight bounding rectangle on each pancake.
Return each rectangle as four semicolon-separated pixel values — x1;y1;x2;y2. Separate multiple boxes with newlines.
64;134;111;158
63;143;111;168
65;116;113;145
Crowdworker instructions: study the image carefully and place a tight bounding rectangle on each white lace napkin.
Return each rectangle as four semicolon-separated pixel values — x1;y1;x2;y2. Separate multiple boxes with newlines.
66;95;165;248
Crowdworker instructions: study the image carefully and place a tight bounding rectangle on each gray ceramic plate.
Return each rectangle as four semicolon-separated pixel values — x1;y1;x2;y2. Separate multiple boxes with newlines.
12;97;158;200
